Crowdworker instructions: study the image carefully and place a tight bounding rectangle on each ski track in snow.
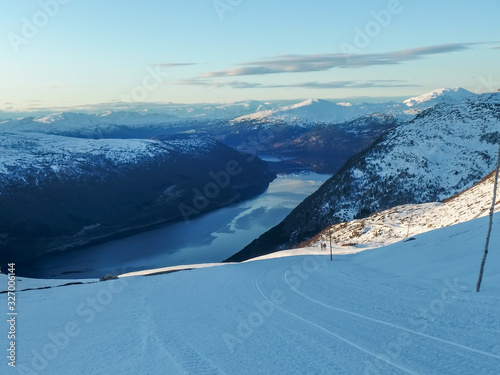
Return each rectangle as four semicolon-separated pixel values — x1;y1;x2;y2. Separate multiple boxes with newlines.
253;269;420;375
139;300;183;374
250;256;500;375
139;281;227;375
282;271;500;361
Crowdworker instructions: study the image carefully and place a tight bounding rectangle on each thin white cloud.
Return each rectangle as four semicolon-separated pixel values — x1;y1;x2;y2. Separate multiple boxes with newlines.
175;79;262;89
202;43;475;78
267;80;418;89
175;78;417;90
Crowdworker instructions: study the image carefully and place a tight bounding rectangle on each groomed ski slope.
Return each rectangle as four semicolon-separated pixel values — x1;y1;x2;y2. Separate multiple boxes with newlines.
2;214;499;374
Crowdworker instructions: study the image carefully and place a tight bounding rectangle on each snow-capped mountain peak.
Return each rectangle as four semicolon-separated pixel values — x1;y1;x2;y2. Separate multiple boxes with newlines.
403;87;476;107
34;112;101;125
287;98;326;109
35;112;65;124
97;110;178;125
231;98;380;125
279;98;345;117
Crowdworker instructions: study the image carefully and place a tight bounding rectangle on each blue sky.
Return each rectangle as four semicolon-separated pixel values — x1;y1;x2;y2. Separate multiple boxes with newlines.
1;0;499;111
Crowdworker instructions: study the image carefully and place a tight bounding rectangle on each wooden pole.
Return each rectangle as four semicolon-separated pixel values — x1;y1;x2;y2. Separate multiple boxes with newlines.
476;140;500;292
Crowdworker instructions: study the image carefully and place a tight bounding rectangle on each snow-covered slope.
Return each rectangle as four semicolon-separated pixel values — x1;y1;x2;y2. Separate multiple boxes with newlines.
0;131;210;188
320;92;500;210
309;169;500;249
0;111;182;138
403;87;476;108
1;213;498;374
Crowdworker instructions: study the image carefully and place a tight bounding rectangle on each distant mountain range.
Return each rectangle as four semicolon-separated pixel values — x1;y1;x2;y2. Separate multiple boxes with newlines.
0;87;478;135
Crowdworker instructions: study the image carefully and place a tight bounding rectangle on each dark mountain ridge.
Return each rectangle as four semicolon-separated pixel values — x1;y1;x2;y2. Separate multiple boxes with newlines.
0;135;274;266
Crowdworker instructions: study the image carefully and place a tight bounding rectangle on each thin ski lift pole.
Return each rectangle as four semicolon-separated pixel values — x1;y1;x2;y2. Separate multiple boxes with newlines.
329;228;333;261
476;138;500;292
406;211;412;238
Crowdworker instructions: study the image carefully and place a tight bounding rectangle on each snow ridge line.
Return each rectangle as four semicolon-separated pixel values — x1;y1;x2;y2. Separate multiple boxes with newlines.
282;273;500;361
253;271;421;375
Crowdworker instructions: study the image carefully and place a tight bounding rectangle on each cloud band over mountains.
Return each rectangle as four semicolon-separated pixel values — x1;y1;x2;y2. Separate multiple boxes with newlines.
175;79;417;90
201;43;474;78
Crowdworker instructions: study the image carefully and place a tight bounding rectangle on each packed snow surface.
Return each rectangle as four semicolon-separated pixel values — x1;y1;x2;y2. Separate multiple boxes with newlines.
1;213;499;374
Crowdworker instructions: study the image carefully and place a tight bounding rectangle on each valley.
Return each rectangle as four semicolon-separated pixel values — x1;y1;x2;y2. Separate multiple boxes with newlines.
18;173;329;279
1;87;497;275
